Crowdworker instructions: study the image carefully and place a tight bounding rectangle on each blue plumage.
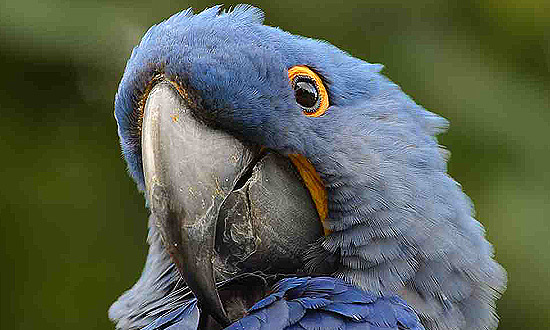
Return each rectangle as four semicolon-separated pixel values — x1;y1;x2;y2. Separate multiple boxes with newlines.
227;277;423;330
117;259;423;330
109;216;194;329
112;5;506;330
141;299;199;330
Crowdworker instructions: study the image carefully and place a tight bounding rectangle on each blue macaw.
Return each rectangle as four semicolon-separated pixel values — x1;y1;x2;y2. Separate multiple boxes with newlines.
110;5;506;330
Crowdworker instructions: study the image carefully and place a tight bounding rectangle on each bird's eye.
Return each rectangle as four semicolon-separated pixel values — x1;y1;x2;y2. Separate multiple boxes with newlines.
288;65;329;117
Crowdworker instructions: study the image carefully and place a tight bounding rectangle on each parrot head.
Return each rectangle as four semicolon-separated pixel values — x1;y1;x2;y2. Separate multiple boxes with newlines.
114;5;506;329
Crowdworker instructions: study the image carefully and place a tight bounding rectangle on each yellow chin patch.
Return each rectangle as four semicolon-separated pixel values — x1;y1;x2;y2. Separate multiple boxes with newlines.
288;154;330;235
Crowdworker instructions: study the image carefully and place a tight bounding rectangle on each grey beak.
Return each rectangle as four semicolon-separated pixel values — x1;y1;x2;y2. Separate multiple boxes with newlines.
141;81;323;326
142;81;239;325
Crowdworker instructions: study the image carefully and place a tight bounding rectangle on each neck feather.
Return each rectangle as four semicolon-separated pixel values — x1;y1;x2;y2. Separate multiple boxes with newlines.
308;118;506;330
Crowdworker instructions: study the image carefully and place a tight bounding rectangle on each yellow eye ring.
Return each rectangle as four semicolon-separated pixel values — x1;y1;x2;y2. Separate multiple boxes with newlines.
288;65;329;117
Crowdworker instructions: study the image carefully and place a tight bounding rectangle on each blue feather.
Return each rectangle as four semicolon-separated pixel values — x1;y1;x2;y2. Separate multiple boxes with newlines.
330;289;376;304
141;299;198;330
295;297;333;309
249;295;278;312
232;315;262;330
225;277;423;330
320;303;370;321
287;301;307;324
299;311;345;330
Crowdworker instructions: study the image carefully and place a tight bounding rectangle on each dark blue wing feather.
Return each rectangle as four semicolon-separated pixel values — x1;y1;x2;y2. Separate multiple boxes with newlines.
299;311;345;330
287;301;307;324
320;302;371;321
225;277;424;330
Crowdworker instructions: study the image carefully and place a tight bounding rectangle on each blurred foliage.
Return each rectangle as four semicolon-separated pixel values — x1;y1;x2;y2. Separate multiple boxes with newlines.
1;0;548;329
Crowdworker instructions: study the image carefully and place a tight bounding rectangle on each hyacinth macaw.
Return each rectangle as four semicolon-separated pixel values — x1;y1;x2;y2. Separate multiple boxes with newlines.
110;5;506;330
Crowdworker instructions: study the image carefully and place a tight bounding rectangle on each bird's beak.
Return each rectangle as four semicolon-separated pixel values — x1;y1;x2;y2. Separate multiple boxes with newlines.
140;81;324;326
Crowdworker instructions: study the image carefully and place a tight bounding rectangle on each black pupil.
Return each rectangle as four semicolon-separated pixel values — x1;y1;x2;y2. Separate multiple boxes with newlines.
294;77;318;110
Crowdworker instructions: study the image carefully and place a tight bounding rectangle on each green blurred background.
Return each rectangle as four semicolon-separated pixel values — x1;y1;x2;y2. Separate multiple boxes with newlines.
1;0;548;329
